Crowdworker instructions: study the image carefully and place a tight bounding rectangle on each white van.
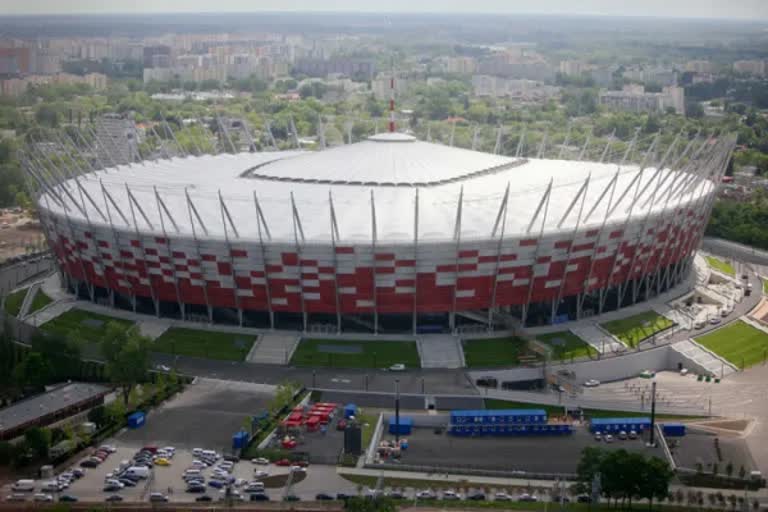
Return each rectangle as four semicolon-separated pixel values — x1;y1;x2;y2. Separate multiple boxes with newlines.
124;466;150;479
192;448;203;457
12;480;36;492
183;469;202;480
202;450;218;460
40;481;62;492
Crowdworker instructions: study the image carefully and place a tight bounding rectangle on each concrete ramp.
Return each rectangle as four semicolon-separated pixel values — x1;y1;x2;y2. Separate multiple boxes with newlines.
670;339;737;378
246;333;300;365
571;324;626;355
418;335;464;368
18;282;40;319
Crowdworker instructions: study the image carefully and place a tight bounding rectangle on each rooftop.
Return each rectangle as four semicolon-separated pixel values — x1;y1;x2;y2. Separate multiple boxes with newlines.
0;382;110;435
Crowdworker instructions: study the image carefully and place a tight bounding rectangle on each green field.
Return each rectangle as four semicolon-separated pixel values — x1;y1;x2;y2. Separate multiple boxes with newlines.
27;289;52;315
695;320;768;369
601;311;675;347
462;336;536;368
705;256;735;276
484;399;705;420
40;308;135;341
535;331;596;361
763;278;768;294
151;327;256;361
3;288;27;316
291;338;421;369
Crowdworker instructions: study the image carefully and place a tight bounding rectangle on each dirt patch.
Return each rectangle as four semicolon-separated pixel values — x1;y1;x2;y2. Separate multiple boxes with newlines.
261;471;307;488
694;419;751;433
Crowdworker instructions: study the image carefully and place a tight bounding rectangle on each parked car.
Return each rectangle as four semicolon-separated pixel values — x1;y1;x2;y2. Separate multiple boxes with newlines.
519;493;538;502
283;494;300;502
416;490;436;500
577;495;592;503
274;458;292;466
250;493;270;501
149;493;168;502
618;431;628;440
583;379;601;387
442;490;461;500
467;492;486;501
336;419;348;430
105;495;123;502
196;495;213;502
594;432;602;441
33;494;54;502
494;492;512;501
629;430;638;440
315;493;335;500
59;495;78;502
251;457;269;465
5;494;27;502
604;434;614;443
186;484;206;494
253;470;269;479
389;363;406;371
154;457;171;466
208;480;224;489
388;491;405;499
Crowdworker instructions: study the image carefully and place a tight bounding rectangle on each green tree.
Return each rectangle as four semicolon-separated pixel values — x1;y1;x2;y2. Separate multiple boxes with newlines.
343;497;396;512
24;427;51;459
13;352;52;390
87;405;107;427
34;105;59;127
101;324;150;405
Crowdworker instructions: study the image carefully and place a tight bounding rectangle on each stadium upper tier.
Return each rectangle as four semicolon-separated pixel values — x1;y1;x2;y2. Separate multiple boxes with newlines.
41;133;713;243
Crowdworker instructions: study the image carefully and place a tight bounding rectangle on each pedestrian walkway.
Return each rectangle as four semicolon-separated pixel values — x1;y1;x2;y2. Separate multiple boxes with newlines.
17;281;40;320
247;333;300;365
570;324;626;354
418;335;464;369
670;339;737;378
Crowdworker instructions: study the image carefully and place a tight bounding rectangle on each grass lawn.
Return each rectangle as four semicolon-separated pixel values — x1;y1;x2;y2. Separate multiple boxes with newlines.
763;278;768;294
40;308;135;341
462;336;536;368
290;338;421;369
535;331;596;361
484;399;705;420
601;311;675;348
695;320;768;369
151;327;256;361
358;413;377;453
3;288;27;317
705;256;735;276
27;289;52;315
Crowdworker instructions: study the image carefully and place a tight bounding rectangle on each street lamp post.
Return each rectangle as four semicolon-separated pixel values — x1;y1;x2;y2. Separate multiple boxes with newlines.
394;378;400;444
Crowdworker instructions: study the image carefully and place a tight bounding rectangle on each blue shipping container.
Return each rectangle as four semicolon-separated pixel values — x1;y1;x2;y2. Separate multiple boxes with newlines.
127;411;145;429
232;431;249;450
590;417;651;433
662;423;686;437
388;416;413;435
450;409;547;425
344;404;357;419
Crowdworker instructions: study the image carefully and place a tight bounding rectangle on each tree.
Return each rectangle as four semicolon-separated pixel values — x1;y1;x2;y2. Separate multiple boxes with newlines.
87;405;107;427
268;381;299;416
13;352;52;390
101;324;150;405
35;105;59;127
24;427;51;459
575;446;605;495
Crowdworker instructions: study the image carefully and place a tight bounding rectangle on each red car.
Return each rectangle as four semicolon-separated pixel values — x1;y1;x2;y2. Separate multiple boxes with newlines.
336;419;347;431
274;458;292;467
142;445;158;454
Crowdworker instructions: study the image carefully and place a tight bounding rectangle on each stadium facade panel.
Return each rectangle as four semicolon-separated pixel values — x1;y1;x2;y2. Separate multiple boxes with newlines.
28;132;733;330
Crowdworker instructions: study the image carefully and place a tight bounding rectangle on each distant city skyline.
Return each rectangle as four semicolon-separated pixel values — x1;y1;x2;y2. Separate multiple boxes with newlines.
2;0;767;20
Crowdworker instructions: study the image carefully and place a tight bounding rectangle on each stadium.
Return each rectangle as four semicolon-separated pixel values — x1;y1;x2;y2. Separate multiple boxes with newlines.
23;126;733;334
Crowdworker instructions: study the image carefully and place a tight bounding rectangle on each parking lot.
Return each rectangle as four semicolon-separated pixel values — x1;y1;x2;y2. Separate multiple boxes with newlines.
117;378;275;452
670;427;758;473
379;425;667;476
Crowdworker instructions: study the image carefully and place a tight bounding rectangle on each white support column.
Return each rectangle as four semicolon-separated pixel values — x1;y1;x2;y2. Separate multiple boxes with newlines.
521;179;553;327
328;191;342;333
125;184;158;315
553;174;592;322
218;191;243;326
598;130;616;163
536;130;548;159
598;136;659;314
557;122;572;160
515;127;526;158
493;125;503;155
578;130;594;162
154;187;185;320
185;189;213;323
489;183;510;329
450;186;464;332
471;125;480;151
101;183;136;310
576;170;619;319
449;120;456;147
290;192;307;332
370;190;379;334
412;189;419;335
252;192;274;329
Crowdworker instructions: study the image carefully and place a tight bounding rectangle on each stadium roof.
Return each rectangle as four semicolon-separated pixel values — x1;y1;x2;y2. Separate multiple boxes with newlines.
42;134;713;243
0;382;109;435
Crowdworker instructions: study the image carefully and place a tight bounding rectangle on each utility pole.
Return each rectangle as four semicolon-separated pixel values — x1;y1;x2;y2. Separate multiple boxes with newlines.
394;378;400;444
648;381;657;447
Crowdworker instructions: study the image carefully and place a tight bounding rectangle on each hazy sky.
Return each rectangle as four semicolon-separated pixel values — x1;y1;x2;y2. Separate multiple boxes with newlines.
1;0;767;19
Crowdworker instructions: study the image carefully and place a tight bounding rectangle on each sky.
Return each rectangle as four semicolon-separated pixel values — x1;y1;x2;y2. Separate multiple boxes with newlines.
0;0;767;19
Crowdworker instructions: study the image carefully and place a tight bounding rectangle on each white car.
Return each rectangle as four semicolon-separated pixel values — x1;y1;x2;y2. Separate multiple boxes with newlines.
416;490;436;499
289;465;306;473
442;490;461;500
494;492;512;501
33;493;53;502
389;363;406;371
583;379;601;387
604;434;614;443
253;470;269;479
156;364;171;372
99;445;117;453
251;457;269;465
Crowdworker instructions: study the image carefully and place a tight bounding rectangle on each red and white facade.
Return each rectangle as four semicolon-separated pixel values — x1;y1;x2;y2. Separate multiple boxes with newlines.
25;131;733;332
